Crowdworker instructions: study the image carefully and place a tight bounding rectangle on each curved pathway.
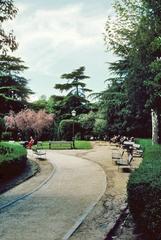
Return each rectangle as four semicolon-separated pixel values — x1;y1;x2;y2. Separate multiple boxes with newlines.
0;150;106;240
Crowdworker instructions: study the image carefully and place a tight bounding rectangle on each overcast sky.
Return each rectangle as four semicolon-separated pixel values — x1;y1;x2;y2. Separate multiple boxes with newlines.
9;0;115;101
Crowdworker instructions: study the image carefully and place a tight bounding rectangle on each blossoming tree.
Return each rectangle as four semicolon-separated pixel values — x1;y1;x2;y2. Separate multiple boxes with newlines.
4;109;54;140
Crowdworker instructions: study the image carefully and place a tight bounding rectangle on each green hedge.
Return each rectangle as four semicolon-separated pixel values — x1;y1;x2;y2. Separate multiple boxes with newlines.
0;142;27;179
127;139;161;239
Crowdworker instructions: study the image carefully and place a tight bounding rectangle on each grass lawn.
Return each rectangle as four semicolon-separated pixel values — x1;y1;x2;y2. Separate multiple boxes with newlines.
36;140;92;150
136;138;152;147
137;138;161;166
75;140;92;149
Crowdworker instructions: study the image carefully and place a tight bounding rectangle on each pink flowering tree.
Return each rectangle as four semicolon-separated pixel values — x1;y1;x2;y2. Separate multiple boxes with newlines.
4;109;54;140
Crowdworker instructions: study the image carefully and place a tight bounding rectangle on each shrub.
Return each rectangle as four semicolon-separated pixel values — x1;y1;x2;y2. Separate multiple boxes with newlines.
59;119;81;140
0;142;27;179
79;112;95;138
93;118;107;138
1;131;12;140
127;139;161;239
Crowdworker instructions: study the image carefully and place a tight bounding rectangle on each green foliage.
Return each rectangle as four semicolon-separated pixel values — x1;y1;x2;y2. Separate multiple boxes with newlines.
54;66;91;97
31;98;47;111
0;141;26;163
127;139;161;239
75;140;92;149
79;111;95;129
0;142;27;178
0;0;18;54
0;55;33;113
59;119;81;140
93;118;107;137
79;111;96;137
102;0;161;138
0;2;33;114
52;66;92;124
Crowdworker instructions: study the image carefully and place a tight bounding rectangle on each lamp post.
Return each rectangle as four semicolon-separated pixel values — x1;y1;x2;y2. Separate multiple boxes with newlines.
71;110;76;148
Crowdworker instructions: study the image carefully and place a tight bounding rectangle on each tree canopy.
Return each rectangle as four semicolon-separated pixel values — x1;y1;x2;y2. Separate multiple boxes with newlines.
0;1;33;114
0;0;18;54
0;55;33;113
54;66;92;97
100;0;161;140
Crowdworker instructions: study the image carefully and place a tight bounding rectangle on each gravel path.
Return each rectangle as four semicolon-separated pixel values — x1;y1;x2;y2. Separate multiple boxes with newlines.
0;150;106;240
61;142;130;240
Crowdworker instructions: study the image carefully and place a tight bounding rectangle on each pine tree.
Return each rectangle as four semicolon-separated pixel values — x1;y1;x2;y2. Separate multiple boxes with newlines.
54;66;92;97
0;1;33;114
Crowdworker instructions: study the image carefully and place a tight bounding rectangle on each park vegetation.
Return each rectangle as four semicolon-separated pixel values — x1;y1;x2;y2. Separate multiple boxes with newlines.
0;142;27;179
1;1;161;141
4;109;54;141
128;139;161;239
103;0;161;143
104;1;161;238
1;0;161;237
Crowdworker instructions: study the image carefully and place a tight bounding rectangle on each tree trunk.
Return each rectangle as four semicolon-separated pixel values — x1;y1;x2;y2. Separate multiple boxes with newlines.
151;109;159;144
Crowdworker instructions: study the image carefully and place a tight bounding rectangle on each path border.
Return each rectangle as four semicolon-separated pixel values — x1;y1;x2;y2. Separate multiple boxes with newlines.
0;159;56;212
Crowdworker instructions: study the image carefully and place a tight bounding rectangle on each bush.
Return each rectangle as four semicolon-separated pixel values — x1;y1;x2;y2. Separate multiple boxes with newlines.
93;118;107;138
59;119;81;140
0;142;27;179
1;131;12;141
79;112;95;138
127;139;161;239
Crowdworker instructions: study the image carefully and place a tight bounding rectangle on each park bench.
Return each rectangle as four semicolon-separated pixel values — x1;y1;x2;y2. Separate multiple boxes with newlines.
117;154;133;172
48;141;74;149
112;148;124;164
32;147;46;159
132;144;144;157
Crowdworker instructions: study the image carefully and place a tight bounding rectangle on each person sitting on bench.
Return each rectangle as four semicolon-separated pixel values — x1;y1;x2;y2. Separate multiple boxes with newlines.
27;136;34;149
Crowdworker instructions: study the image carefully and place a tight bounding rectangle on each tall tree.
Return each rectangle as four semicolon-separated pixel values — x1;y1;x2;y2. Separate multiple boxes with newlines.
54;66;92;97
0;55;33;113
0;0;18;54
4;109;54;140
103;0;161;142
0;1;33;114
53;66;92;120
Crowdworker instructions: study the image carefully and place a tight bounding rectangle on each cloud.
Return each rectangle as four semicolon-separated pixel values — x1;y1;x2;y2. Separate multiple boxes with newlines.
17;5;105;46
11;3;106;56
5;2;112;98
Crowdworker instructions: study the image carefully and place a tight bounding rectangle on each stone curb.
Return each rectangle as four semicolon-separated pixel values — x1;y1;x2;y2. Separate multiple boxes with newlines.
105;203;129;240
0;158;56;212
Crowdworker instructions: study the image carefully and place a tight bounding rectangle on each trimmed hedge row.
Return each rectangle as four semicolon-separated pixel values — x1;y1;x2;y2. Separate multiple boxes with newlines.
0;142;27;179
127;139;161;239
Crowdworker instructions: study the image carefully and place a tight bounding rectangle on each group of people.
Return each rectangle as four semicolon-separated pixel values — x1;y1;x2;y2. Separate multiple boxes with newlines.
110;135;135;145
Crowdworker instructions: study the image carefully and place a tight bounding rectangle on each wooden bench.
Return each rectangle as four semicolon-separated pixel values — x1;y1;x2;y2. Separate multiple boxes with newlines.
112;149;124;164
132;144;144;157
32;148;46;159
117;154;133;172
48;141;74;149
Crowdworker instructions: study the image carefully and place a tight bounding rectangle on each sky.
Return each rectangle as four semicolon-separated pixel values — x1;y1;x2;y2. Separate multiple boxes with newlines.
8;0;115;101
